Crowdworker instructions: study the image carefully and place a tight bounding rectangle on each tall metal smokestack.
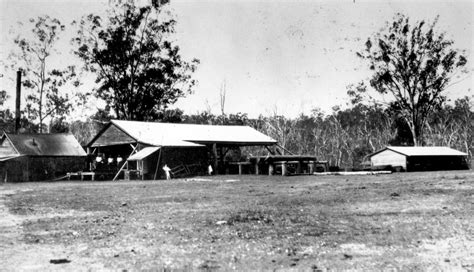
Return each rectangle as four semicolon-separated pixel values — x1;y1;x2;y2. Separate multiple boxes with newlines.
15;69;21;133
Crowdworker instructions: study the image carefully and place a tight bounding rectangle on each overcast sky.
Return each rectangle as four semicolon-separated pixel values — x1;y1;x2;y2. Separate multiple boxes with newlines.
1;0;473;118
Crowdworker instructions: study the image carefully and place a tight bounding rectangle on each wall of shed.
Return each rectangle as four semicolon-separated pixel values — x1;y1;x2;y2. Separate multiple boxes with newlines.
92;124;136;147
0;137;17;157
144;147;208;179
0;157;28;182
370;150;406;170
29;156;86;181
0;156;86;182
407;156;469;171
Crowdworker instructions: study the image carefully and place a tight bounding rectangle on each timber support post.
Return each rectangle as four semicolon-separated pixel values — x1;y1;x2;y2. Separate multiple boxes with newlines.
268;164;274;176
153;147;163;180
219;146;224;174
281;163;287;176
255;158;260;175
212;143;218;175
308;161;315;174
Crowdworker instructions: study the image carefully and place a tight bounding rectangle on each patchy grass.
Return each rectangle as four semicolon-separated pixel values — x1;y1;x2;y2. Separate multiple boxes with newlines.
0;170;473;271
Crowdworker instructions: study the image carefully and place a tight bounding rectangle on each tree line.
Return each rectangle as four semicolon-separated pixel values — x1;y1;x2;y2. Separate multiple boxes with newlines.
23;94;469;169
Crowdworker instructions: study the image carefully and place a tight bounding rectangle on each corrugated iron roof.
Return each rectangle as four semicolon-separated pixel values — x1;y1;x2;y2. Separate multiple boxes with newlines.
384;146;467;157
128;147;161;161
109;120;277;146
5;133;86;156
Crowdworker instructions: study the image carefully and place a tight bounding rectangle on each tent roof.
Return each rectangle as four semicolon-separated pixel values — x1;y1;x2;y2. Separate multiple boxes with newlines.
128;147;161;161
371;146;468;157
2;133;86;156
90;120;277;147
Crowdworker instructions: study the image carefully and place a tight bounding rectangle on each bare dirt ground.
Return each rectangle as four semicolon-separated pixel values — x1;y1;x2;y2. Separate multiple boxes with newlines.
0;170;473;271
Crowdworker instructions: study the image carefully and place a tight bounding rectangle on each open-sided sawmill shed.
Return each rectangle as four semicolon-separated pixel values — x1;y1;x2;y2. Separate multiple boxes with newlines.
86;120;279;180
0;132;87;182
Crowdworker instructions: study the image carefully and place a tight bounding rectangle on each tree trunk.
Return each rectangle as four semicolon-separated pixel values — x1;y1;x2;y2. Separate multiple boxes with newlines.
39;67;45;133
405;117;419;146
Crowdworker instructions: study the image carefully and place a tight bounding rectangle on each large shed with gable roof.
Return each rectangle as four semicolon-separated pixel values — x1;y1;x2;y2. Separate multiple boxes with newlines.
86;120;278;179
368;146;469;172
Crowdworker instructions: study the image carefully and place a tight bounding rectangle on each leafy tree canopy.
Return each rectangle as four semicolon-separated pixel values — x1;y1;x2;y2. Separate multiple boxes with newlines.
73;2;199;120
358;13;468;146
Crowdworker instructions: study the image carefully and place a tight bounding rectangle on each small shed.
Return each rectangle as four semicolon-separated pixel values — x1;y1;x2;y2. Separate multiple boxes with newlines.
86;120;278;179
369;146;469;172
0;132;87;182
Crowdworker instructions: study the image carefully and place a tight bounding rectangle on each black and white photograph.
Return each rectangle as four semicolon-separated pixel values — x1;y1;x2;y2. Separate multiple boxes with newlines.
0;0;473;270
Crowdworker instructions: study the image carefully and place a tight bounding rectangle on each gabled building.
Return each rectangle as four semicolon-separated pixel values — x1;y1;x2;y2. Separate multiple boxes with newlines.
0;132;87;182
87;120;277;179
369;146;469;171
